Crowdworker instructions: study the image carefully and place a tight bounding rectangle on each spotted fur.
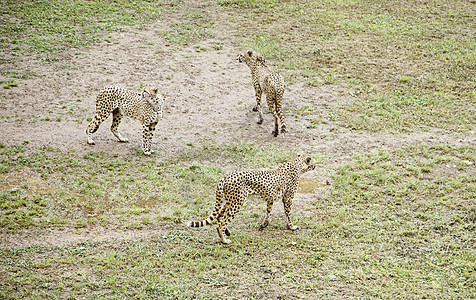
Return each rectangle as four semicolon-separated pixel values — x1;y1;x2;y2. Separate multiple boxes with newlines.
188;155;316;244
237;49;286;137
86;86;165;155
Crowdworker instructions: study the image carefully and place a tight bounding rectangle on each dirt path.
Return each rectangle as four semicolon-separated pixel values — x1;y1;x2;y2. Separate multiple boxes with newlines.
2;21;472;158
0;20;473;249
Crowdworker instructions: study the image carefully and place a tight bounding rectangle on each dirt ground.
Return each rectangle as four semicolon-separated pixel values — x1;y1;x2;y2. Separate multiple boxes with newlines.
0;19;473;249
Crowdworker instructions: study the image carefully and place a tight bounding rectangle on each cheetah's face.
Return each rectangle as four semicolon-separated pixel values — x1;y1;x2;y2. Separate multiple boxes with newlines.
297;155;316;174
237;52;250;65
142;87;165;108
237;49;265;67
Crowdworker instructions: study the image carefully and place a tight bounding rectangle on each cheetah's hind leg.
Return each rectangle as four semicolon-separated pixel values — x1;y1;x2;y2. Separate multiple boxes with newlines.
259;198;273;230
254;91;264;124
86;114;108;145
272;114;279;137
111;108;129;143
217;227;231;244
216;205;234;244
86;124;96;145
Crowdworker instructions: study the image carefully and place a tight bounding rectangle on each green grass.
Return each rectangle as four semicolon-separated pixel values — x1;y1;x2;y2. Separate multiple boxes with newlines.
0;143;293;230
322;145;475;298
0;0;165;59
341;90;472;132
178;141;294;168
219;0;475;132
1;0;475;298
162;17;213;46
0;144;474;298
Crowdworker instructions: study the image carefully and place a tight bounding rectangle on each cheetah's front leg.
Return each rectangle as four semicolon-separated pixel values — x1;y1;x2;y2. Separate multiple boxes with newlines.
283;190;299;231
141;122;157;155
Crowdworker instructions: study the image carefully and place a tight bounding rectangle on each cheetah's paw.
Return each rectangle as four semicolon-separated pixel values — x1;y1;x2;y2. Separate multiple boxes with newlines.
288;225;299;231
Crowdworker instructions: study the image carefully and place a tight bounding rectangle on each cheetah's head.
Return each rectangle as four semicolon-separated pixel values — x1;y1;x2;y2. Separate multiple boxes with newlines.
142;87;165;111
295;155;316;174
237;49;266;68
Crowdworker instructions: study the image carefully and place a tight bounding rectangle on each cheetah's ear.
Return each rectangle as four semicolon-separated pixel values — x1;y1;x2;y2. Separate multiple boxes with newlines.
247;49;253;56
142;90;150;98
257;55;266;63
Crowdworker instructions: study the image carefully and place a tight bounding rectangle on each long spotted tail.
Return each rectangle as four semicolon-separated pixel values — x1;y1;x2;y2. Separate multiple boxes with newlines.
187;176;225;228
187;216;215;228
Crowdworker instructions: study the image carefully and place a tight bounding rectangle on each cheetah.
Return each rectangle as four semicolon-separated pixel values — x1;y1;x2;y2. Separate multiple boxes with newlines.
86;86;165;155
188;155;316;244
237;49;286;137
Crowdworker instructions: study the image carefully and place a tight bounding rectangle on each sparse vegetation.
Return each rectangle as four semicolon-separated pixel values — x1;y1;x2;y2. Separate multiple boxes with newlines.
220;0;475;132
0;0;164;58
0;0;475;299
0;144;474;298
0;143;291;230
1;79;17;89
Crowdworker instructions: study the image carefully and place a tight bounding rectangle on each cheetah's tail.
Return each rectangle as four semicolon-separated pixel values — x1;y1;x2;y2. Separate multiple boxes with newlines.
187;215;215;228
188;177;224;228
